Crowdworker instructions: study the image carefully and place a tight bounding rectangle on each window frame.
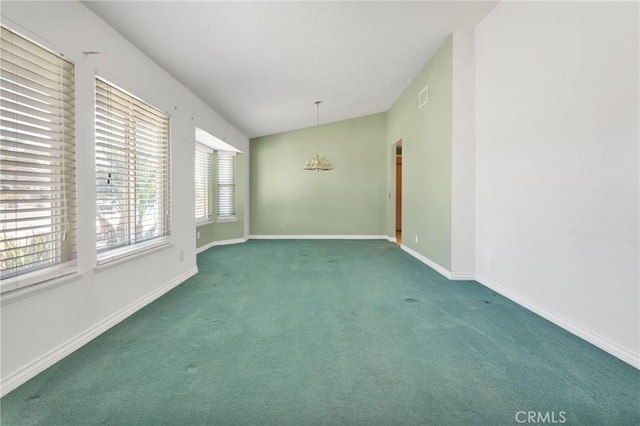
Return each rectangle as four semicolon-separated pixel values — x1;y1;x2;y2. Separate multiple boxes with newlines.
216;151;237;223
94;77;171;266
0;26;77;293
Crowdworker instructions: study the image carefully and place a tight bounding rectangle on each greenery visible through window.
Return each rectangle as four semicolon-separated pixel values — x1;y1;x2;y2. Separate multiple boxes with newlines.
0;26;77;289
195;143;212;223
95;77;170;264
217;152;236;221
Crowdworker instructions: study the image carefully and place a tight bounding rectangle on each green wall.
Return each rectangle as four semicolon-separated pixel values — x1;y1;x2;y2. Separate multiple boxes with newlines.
243;36;454;269
196;153;245;249
387;36;453;269
250;113;387;236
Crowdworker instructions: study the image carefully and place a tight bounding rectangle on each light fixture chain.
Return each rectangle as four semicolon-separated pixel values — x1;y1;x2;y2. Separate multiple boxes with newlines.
316;100;321;155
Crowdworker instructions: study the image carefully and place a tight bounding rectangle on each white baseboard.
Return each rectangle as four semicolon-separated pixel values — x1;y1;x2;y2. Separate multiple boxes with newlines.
249;235;389;240
0;267;198;397
387;236;397;243
476;274;640;369
449;272;475;281
400;244;453;279
196;238;247;254
399;245;472;281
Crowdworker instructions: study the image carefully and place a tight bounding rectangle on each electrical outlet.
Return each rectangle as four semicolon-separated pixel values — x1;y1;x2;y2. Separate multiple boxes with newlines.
180;251;184;261
415;235;419;243
197;231;200;239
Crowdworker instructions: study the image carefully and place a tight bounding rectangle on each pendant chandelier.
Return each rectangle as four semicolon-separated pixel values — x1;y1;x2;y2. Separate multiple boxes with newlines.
303;100;332;172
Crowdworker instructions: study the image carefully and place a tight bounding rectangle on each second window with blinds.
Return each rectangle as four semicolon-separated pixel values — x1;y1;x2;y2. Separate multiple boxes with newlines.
95;77;171;265
195;149;236;224
195;143;213;224
216;152;236;222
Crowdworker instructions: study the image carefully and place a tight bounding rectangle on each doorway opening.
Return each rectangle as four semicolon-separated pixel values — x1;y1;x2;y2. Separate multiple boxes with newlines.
393;140;402;245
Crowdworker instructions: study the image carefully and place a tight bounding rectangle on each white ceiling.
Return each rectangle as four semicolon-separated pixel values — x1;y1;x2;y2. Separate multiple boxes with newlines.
84;1;497;138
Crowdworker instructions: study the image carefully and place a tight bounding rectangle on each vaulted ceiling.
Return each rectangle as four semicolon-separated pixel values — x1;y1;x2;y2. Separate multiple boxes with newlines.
84;1;497;138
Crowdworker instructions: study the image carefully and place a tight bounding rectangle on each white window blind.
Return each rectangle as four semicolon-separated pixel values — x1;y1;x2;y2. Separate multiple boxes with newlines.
217;151;236;221
0;26;77;290
195;142;212;223
95;77;170;264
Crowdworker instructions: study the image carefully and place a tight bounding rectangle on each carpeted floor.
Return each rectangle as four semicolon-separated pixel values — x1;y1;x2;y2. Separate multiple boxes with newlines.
1;240;638;425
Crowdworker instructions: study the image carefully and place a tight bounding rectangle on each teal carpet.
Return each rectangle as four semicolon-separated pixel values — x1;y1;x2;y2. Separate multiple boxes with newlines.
1;240;638;425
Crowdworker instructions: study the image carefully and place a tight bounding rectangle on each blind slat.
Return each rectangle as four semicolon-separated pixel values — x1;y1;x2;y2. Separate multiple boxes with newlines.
1;89;74;118
0;56;75;91
96;81;169;123
0;66;75;99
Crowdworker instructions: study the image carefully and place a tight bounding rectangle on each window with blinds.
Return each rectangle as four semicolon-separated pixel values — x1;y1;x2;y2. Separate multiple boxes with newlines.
217;151;236;221
0;26;77;291
195;143;212;223
95;77;170;264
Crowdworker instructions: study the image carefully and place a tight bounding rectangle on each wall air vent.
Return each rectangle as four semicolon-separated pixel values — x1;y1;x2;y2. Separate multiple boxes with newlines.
418;85;428;108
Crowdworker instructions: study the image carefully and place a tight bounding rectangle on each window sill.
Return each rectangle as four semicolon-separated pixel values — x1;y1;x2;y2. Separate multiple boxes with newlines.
196;220;215;228
95;238;173;272
1;269;83;306
216;217;238;223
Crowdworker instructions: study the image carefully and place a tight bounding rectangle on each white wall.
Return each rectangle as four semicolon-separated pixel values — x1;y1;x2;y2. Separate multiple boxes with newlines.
0;1;249;395
476;2;639;366
450;29;476;279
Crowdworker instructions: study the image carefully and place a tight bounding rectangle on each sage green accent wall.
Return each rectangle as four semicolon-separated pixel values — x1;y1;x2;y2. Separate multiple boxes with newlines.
387;36;453;269
250;113;387;236
196;153;245;248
